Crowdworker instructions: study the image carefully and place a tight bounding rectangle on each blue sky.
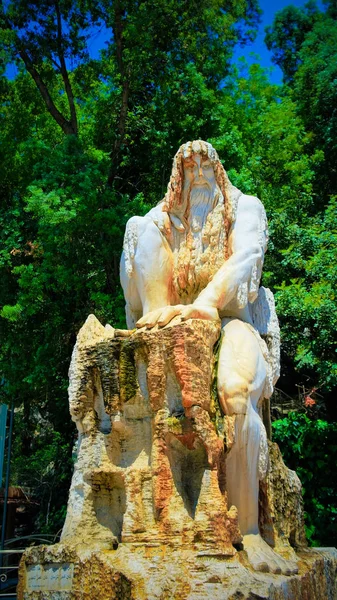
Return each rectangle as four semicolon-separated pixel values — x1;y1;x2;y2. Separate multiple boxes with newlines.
234;0;325;84
6;0;325;83
84;0;325;85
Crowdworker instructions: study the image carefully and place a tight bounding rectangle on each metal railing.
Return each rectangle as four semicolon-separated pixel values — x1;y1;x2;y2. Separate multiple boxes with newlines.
0;534;61;599
0;549;24;598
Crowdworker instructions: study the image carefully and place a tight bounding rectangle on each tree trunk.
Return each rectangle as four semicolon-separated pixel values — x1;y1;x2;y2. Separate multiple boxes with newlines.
107;0;130;187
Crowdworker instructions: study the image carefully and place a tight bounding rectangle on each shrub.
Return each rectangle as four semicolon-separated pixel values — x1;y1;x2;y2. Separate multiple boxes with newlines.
272;412;337;547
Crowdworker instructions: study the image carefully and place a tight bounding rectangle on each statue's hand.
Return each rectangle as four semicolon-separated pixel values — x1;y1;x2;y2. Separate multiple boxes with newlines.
180;304;220;322
136;305;184;329
136;304;219;329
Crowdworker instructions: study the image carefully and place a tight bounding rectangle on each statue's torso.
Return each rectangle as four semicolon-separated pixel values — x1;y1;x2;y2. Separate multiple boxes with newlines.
168;202;227;304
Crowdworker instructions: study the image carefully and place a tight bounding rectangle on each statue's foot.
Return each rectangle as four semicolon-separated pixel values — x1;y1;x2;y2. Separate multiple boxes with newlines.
243;534;298;576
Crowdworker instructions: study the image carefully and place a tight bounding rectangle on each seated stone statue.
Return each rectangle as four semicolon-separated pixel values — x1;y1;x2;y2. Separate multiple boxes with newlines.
120;139;295;574
21;142;337;600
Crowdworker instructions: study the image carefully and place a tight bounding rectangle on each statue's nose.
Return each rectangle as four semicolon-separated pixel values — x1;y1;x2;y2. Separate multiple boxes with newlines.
193;156;206;183
195;166;207;183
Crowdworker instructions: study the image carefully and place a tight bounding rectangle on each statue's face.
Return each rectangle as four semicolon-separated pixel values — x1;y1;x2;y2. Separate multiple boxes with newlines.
183;153;216;190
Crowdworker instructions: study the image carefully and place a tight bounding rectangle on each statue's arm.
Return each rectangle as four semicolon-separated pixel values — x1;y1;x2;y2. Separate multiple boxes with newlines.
135;195;267;329
193;195;267;312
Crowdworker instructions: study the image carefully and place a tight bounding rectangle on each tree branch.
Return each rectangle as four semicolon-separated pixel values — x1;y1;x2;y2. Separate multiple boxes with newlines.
19;47;77;135
50;56;62;73
54;0;78;135
1;10;76;136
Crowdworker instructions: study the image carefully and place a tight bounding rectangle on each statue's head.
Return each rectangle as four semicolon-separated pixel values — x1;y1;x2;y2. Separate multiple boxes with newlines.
163;140;230;220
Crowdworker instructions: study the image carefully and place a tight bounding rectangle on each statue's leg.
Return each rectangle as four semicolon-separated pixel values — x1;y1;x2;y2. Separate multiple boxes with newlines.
217;319;266;535
120;216;173;327
217;318;298;575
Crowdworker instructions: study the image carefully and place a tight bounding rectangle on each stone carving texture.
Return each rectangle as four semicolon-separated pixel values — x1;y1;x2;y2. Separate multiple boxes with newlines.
17;141;337;599
17;315;337;599
62;315;240;554
119;140;297;573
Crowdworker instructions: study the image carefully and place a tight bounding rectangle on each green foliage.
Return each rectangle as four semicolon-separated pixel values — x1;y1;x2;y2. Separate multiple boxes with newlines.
273;413;337;547
264;1;337;394
0;0;336;540
10;406;74;534
0;0;262;536
274;197;337;391
293;18;337;200
265;2;322;82
265;2;337;201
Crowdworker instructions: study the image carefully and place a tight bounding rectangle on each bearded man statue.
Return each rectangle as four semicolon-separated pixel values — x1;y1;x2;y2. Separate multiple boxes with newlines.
120;140;296;575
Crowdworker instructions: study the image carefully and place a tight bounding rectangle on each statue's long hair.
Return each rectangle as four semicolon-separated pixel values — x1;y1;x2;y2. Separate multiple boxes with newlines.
162;140;233;256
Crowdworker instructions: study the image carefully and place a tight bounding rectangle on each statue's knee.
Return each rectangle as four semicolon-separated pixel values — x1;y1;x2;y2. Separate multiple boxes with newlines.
218;376;249;415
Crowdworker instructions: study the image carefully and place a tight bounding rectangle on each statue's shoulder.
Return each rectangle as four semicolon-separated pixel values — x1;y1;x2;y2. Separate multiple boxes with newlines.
229;185;266;224
237;190;265;212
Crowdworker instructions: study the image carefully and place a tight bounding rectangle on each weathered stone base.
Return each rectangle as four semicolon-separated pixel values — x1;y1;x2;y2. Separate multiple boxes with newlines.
17;543;337;600
18;317;336;598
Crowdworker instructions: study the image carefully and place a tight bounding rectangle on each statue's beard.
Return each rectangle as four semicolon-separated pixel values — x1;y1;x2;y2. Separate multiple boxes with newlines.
184;182;218;231
171;180;225;301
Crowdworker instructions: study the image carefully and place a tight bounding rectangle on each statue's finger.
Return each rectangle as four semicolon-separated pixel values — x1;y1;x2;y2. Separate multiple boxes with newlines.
136;309;160;328
180;307;195;321
157;306;182;327
145;316;160;328
146;308;167;328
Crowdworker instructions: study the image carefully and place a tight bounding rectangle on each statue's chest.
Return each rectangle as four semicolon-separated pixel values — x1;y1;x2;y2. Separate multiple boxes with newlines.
170;206;227;302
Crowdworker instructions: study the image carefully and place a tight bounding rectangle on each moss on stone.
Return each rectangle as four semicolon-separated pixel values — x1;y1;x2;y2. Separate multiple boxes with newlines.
119;339;138;403
210;330;224;436
91;341;121;413
166;415;184;434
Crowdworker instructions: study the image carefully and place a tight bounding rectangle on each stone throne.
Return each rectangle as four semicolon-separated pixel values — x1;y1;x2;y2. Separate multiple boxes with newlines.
62;316;240;556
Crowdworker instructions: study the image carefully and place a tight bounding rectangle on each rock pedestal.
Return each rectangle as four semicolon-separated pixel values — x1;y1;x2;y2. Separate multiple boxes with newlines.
17;317;337;599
